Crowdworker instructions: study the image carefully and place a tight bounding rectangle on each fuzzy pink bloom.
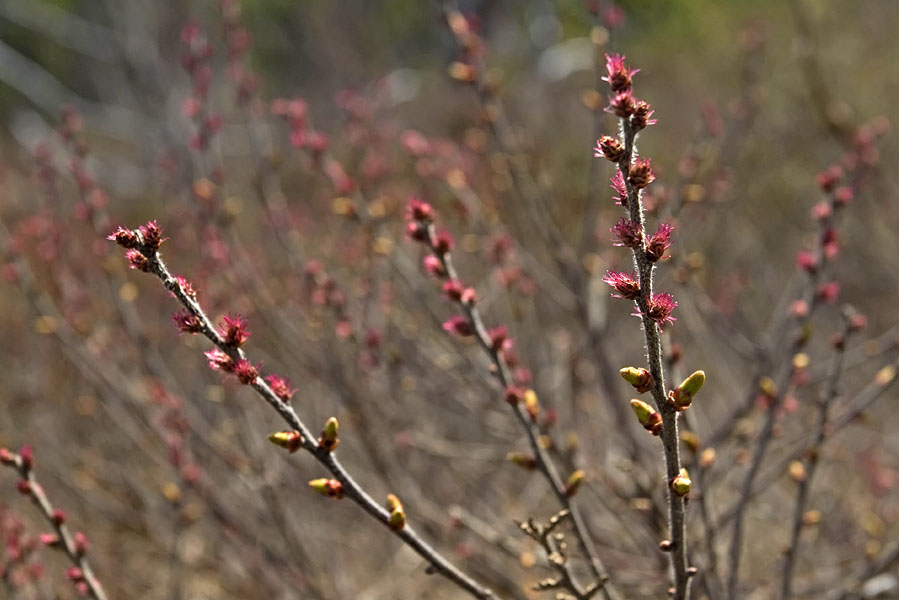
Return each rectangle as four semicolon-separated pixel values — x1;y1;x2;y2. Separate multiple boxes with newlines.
265;374;296;401
834;186;854;206
636;293;677;329
816;282;840;304
107;226;139;249
173;310;202;334
219;314;251;347
611;217;642;248
645;223;674;262
19;445;33;470
432;230;454;254
205;349;234;372
822;228;840;260
610;172;628;206
602;53;639;93
810;201;832;221
628;158;655;189
795;250;818;274
632;100;657;130
815;165;843;192
602;270;640;300
606;90;636;118
442;315;473;337
790;299;810;318
40;533;61;547
139;220;166;250
593;136;625;162
233;359;259;384
442;279;465;302
423;255;446;278
487;326;511;351
125;249;150;272
406;198;434;222
405;220;428;243
73;532;89;556
174;276;198;299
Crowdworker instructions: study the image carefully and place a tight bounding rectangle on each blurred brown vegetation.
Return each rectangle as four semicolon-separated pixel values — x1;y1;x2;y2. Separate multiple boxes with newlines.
1;1;899;599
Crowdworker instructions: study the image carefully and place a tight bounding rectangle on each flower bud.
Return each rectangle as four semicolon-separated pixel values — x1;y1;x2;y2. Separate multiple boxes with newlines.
670;468;691;497
506;452;538;470
386;493;406;530
620;367;654;393
669;370;705;410
309;478;344;499
630;399;662;436
268;430;303;453
318;417;340;451
565;469;586;497
524;389;540;422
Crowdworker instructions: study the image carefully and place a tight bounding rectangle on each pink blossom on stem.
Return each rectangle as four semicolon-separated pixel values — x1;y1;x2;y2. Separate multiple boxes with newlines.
610;172;628;206
264;374;296;402
219;314;251;347
205;349;234;373
646;223;674;262
636;293;677;329
442;315;473;337
816;282;840;304
125;249;150;272
602;53;639;93
233;359;259;384
172;309;203;334
594;136;625;162
406;198;434;222
606;91;637;118
602;270;640;300
432;230;454;254
795;250;818;274
106;226;139;249
423;255;446;278
611;217;642;248
632;100;657;130
628;158;655;189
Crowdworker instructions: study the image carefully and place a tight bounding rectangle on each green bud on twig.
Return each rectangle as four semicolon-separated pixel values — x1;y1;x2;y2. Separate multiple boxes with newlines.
309;478;343;499
630;399;663;436
565;469;585;497
268;430;303;453
620;367;654;393
386;493;406;530
669;370;705;411
670;468;691;497
318;417;339;451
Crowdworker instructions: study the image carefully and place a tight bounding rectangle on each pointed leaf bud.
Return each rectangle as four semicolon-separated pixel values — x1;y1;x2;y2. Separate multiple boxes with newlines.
630;399;663;435
506;452;538;470
524;389;540;422
670;468;691;497
620;367;654;393
309;478;344;499
268;430;303;453
319;417;340;451
670;370;705;410
565;469;586;497
386;493;406;530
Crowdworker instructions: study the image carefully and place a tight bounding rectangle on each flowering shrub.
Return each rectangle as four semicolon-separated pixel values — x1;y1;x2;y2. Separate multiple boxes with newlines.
1;2;898;599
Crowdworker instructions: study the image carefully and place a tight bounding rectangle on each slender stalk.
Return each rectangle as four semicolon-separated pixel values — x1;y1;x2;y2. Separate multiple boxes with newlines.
113;229;500;600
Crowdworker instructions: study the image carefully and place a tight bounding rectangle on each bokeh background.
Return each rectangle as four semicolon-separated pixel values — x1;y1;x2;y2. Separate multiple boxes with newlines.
1;1;898;598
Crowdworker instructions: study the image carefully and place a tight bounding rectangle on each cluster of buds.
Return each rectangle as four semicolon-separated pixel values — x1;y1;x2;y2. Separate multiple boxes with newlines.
385;494;406;530
309;478;344;499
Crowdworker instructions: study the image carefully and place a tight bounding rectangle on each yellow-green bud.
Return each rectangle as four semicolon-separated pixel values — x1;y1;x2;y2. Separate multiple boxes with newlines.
386;493;406;530
524;389;540;422
630;399;663;436
620;367;654;393
506;452;538;470
565;469;586;497
309;478;343;498
670;468;691;497
318;417;340;451
670;370;706;410
268;430;303;453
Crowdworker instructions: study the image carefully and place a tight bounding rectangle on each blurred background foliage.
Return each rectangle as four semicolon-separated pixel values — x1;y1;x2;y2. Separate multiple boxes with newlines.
1;1;898;598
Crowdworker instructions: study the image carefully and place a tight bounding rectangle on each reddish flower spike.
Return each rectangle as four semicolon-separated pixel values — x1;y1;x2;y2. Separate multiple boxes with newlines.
611;217;642;248
443;315;473;337
265;374;296;402
610;172;628;206
628;158;655;189
606;91;637;118
646;223;674;262
602;270;640;300
205;349;234;373
602;53;639;93
594;136;626;162
173;310;203;334
233;359;259;384
637;293;677;329
125;249;150;272
219;314;251;347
